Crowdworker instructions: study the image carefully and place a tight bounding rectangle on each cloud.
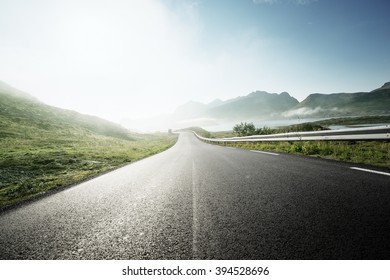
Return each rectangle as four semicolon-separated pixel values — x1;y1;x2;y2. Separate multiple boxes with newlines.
0;0;205;121
282;106;338;117
178;118;219;126
253;0;318;4
282;107;322;117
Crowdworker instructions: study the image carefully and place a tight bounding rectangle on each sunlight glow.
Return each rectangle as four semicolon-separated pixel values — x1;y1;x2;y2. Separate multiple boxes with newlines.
0;0;389;131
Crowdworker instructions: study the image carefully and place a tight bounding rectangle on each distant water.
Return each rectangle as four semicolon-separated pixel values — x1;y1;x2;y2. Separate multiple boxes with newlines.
328;123;390;130
204;118;328;132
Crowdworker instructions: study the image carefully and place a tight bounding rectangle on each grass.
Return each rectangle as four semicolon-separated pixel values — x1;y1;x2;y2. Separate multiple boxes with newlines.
3;86;388;209
0;132;177;208
191;115;390;169
192;123;330;139
221;141;390;168
0;89;178;208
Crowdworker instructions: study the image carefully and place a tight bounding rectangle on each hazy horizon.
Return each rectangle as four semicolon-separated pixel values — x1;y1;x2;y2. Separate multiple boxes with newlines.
1;0;389;124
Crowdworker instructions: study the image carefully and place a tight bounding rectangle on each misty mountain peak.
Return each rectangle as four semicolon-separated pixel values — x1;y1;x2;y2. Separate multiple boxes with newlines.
371;81;390;92
207;99;224;108
380;82;390;89
173;100;208;119
248;91;269;97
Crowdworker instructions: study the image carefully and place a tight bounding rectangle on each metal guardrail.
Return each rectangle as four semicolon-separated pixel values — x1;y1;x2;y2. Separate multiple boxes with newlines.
193;125;390;143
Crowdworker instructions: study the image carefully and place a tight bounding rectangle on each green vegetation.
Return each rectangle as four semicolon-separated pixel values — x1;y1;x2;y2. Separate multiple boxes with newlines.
194;115;390;168
233;122;257;136
182;121;332;139
0;90;177;208
223;141;390;168
232;121;328;137
0;133;177;208
308;115;390;127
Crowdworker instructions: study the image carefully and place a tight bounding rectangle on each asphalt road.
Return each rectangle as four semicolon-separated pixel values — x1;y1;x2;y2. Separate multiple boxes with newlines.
1;132;389;259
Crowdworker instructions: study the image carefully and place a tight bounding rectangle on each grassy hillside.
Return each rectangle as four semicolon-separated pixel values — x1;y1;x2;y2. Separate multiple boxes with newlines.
0;88;133;141
0;86;177;208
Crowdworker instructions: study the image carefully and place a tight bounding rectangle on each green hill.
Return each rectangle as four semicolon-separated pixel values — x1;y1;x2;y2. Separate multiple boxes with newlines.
286;82;390;117
0;82;133;141
0;81;177;208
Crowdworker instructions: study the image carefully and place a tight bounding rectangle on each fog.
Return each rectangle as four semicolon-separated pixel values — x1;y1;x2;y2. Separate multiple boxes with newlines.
1;0;389;129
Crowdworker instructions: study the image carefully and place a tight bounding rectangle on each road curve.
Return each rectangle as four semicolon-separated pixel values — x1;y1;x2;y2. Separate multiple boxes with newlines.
1;132;389;259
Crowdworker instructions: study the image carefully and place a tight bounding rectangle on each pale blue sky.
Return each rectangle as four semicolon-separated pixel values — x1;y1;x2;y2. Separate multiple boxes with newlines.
0;0;389;122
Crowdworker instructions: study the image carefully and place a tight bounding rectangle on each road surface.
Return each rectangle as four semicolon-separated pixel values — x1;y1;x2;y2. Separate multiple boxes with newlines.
1;132;389;259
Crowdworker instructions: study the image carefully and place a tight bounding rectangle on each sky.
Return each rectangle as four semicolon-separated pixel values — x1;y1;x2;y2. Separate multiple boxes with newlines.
0;0;389;124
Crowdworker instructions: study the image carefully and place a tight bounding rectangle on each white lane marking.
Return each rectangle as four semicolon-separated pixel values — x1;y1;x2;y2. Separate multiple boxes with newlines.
350;167;390;177
191;160;200;258
250;150;279;156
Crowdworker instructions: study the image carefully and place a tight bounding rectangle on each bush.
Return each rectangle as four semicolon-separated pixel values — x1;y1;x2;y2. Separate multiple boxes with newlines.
302;142;320;155
233;122;257;136
289;143;302;153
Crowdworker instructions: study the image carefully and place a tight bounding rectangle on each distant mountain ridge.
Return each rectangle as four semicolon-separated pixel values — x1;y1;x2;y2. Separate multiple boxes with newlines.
121;82;390;131
2;80;389;132
373;82;390;91
209;91;298;120
173;90;299;121
172;82;390;123
284;82;390;117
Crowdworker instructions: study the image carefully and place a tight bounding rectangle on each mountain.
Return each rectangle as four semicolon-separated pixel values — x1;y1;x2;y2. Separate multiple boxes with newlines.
284;82;390;117
120;82;390;131
373;81;390;91
207;99;224;108
207;91;299;120
173;91;299;121
173;100;208;120
0;81;134;140
0;81;179;209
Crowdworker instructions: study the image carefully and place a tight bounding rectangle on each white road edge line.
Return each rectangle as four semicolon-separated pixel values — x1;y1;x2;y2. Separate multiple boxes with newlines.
191;160;200;258
250;150;279;156
350;167;390;177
